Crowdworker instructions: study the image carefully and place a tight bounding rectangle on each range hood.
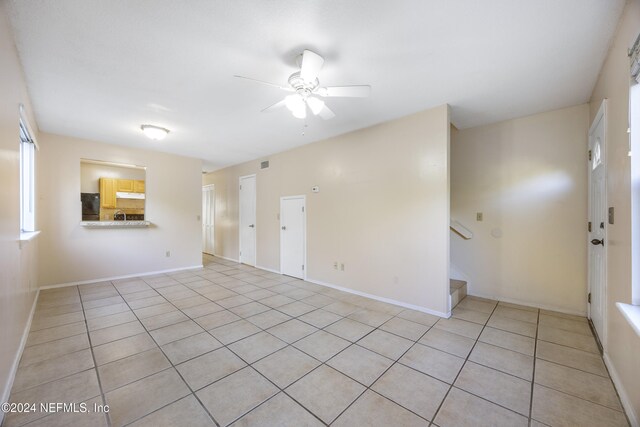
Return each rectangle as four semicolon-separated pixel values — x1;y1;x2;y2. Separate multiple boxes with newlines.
116;192;145;200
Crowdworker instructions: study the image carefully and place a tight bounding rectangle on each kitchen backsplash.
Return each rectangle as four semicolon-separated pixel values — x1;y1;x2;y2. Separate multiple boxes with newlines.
100;198;145;220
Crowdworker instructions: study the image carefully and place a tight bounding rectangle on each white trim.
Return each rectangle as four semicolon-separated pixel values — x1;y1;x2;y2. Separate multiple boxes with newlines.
603;352;639;427
616;302;640;338
0;289;39;422
630;85;640;306
238;174;257;267
467;291;587;317
256;265;281;274
39;265;204;290
202;184;215;256
280;195;307;281
588;99;608;350
213;254;239;263
18;230;41;249
305;277;450;318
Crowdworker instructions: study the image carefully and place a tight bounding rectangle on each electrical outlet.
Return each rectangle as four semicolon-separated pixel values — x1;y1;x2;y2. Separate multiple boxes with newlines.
165;250;171;258
476;212;483;221
340;263;345;271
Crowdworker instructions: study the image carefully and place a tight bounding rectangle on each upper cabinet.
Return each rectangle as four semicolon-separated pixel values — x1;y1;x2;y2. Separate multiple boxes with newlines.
115;179;144;193
99;178;117;208
117;179;134;192
134;180;145;193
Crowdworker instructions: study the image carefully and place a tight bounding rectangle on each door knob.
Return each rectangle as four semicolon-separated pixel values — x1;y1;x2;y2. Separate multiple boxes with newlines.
281;226;286;230
248;224;255;228
590;238;604;246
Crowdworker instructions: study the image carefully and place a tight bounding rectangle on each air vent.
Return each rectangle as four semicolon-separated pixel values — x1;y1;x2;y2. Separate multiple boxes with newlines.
260;160;270;169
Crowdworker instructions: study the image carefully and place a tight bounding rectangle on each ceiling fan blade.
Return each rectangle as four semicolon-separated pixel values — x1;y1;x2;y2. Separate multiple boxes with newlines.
318;104;336;120
317;85;371;98
300;50;324;83
234;75;292;91
261;99;287;112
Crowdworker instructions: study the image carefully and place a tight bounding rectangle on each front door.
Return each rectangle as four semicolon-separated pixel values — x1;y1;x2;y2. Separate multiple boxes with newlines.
239;175;256;266
280;196;306;279
202;185;215;255
588;101;607;346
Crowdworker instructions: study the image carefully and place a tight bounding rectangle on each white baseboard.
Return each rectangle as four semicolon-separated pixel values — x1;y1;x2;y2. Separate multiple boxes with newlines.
0;289;39;424
467;291;587;317
603;352;639;427
39;265;204;290
256;265;281;274
306;277;450;318
213;254;239;263
209;255;449;317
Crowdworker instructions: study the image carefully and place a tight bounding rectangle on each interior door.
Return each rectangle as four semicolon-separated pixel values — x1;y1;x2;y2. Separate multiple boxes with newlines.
202;185;215;255
281;196;306;279
239;175;256;266
588;102;607;346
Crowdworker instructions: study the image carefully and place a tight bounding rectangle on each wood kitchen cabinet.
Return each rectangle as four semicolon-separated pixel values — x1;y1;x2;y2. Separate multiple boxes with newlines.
134;180;145;193
116;179;134;192
99;178;117;208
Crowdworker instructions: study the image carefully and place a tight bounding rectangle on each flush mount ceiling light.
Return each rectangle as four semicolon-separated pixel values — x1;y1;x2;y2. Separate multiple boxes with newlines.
140;124;170;140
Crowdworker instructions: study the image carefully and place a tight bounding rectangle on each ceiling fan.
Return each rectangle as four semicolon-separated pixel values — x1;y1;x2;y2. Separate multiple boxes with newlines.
235;49;371;120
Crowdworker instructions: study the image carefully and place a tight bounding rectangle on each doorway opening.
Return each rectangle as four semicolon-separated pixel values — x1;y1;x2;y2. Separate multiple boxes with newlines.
239;174;257;266
280;196;306;279
202;185;215;255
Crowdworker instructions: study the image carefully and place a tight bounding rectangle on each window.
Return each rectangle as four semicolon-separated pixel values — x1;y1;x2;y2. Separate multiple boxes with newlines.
19;112;36;232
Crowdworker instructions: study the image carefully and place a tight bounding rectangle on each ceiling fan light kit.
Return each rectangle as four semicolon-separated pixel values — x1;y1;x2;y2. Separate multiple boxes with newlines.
236;49;371;121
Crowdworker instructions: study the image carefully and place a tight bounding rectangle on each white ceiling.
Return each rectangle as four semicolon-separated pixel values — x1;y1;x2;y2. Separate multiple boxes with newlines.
7;0;625;171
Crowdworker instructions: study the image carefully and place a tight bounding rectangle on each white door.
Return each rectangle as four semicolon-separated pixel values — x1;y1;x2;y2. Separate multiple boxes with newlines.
239;175;256;266
588;101;607;346
280;196;306;279
202;185;215;255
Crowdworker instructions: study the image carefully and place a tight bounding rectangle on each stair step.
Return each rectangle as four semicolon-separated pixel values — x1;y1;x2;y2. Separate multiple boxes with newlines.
449;279;467;310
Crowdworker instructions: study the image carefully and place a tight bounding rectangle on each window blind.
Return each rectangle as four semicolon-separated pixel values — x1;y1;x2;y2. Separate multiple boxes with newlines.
631;32;640;84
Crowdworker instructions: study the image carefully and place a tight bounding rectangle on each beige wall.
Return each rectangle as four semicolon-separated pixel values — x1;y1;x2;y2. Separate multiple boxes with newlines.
589;0;640;423
37;133;203;286
451;104;589;314
204;105;451;316
0;1;39;418
80;161;145;193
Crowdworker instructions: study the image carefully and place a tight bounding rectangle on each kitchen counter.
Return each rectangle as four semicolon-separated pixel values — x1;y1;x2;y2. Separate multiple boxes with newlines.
81;220;151;228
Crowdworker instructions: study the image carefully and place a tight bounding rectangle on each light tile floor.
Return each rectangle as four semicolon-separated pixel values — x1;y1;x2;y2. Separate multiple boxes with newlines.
2;255;630;426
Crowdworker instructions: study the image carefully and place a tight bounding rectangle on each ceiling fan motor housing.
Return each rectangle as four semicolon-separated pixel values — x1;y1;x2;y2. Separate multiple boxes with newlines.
288;71;319;98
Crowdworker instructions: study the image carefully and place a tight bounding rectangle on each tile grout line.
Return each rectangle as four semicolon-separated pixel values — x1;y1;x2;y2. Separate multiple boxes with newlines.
528;308;540;426
28;257;614;427
107;279;224;427
175;259;440;425
111;260;316;426
76;285;113;427
429;301;501;425
309;311;440;425
83;259;463;426
208;258;549;424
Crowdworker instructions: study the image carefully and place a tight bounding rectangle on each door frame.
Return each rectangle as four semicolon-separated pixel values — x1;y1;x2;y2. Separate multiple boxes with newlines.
202;184;215;255
238;174;257;265
280;195;307;280
587;99;607;349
